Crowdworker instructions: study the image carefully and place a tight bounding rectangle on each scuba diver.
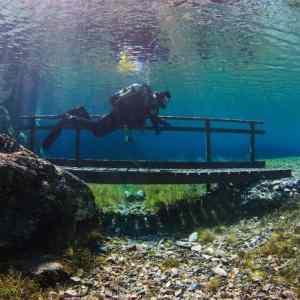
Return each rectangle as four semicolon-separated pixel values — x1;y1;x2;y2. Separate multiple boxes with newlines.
42;83;171;149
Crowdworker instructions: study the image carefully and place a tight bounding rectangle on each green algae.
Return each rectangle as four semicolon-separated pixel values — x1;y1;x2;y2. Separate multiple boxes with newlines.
90;183;206;213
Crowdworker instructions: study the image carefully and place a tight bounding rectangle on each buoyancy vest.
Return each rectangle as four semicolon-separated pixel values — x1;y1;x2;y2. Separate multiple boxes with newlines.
109;83;154;126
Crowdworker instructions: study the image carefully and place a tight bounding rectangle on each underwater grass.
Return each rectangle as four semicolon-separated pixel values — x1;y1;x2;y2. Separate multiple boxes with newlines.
266;156;300;177
90;184;206;212
89;184;124;212
0;271;48;300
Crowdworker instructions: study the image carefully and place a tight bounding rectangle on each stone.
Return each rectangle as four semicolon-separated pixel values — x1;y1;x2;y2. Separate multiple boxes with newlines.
188;232;198;242
191;244;202;252
64;289;79;297
123;244;137;251
86;296;100;300
281;290;296;298
202;254;211;260
214;249;226;257
124;190;131;198
70;276;82;284
0;134;98;251
294;223;300;234
171;268;179;277
136;190;145;199
188;283;201;291
175;241;192;248
31;261;70;287
203;247;215;255
212;266;227;277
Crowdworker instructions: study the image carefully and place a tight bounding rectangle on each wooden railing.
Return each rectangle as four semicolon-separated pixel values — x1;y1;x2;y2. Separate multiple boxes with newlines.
18;114;264;166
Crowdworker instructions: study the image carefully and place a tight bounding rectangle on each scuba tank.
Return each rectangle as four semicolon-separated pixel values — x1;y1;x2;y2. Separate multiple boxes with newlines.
110;84;153;143
110;83;152;108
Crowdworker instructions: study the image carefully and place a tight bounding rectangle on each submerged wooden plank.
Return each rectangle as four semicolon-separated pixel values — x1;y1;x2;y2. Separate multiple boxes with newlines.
49;159;266;169
61;167;292;184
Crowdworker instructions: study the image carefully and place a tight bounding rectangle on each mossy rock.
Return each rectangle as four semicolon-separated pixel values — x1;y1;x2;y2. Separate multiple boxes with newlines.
0;134;99;252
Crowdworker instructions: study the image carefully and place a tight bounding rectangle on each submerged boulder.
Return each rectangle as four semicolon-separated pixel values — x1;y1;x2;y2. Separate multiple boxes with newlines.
0;134;98;251
241;178;300;209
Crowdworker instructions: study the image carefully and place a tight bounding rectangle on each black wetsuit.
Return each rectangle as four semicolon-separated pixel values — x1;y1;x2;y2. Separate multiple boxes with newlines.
43;84;170;149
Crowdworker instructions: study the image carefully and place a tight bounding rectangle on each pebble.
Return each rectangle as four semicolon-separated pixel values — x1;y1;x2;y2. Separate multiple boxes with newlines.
204;247;215;255
244;178;300;208
281;290;296;298
188;283;201;291
202;254;211;260
63;289;79;297
214;249;226;257
171;268;179;277
191;244;202;252
70;276;82;284
212;266;228;277
175;241;192;248
188;232;198;242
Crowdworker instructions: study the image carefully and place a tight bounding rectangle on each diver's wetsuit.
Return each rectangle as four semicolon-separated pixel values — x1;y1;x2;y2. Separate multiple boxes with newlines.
43;84;170;149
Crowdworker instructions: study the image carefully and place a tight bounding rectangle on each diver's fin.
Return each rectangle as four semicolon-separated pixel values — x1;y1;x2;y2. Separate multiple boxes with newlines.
42;123;63;149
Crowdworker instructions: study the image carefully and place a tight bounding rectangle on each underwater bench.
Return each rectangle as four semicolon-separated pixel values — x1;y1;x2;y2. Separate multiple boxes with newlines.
18;114;292;184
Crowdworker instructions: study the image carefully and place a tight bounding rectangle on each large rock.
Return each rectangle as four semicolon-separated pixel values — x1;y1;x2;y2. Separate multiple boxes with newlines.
0;134;98;251
30;260;70;287
241;178;300;209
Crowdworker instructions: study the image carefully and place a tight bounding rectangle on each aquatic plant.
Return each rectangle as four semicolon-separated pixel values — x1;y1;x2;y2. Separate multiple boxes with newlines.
160;257;180;271
0;271;45;300
225;233;238;245
89;184;124;212
235;209;300;292
258;231;298;258
197;229;216;244
213;225;227;234
207;276;222;293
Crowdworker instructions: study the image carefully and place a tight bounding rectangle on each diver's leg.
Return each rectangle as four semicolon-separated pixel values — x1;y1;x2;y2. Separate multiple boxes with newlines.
61;106;91;119
149;114;161;135
43;107;92;149
43;121;65;149
92;113;119;138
